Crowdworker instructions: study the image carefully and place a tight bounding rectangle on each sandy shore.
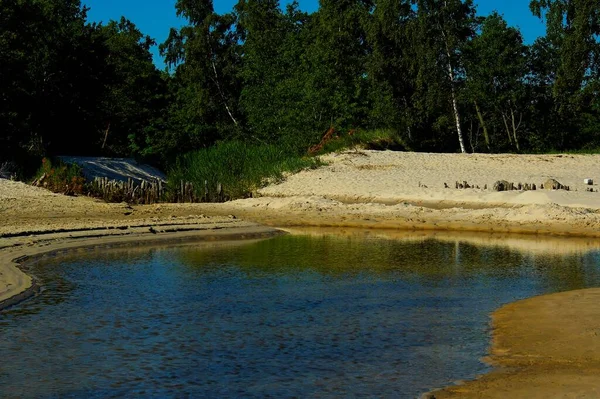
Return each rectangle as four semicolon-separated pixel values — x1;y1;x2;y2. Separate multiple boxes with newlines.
4;151;600;396
425;288;600;398
261;151;600;209
5;151;600;238
241;151;600;236
0;179;283;307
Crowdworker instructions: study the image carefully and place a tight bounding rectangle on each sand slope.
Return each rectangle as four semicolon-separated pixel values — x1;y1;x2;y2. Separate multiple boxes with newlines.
261;151;600;209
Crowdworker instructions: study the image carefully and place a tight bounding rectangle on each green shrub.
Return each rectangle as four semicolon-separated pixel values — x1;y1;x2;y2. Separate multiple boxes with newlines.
314;129;410;155
167;141;322;201
33;158;86;195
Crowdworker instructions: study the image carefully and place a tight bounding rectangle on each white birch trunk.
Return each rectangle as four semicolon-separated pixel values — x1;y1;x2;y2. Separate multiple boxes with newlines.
449;76;466;153
510;108;522;151
211;59;238;126
440;23;466;153
206;33;238;127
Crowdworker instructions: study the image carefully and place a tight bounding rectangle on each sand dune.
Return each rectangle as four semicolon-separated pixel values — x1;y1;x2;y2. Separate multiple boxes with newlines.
260;151;600;209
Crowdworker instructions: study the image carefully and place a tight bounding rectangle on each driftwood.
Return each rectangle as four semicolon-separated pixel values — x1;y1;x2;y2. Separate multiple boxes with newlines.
32;173;46;187
454;181;479;189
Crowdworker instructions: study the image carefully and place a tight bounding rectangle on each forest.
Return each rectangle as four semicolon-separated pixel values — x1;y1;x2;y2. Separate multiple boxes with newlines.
1;0;599;179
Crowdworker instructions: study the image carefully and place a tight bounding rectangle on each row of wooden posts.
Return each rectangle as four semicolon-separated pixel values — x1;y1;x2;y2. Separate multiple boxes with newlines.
90;177;227;204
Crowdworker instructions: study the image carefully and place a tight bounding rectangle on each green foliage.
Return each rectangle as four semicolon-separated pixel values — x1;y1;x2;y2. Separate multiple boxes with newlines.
5;0;600;184
95;17;168;157
167;141;322;200
0;0;166;165
463;12;528;152
528;0;600;150
363;0;414;138
305;0;372;131
315;129;410;155
34;158;86;195
237;1;313;145
0;0;100;160
411;0;478;152
159;0;242;157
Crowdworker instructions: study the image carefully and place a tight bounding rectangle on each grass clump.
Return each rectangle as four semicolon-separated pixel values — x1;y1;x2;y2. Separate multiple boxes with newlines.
168;141;322;201
314;129;410;155
33;157;86;195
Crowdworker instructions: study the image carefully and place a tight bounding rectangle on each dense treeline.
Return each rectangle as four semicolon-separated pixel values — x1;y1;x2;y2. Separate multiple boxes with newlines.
1;0;600;175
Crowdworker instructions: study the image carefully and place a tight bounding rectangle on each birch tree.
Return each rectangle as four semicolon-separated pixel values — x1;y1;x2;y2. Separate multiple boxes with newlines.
410;0;477;153
463;13;528;151
161;0;242;148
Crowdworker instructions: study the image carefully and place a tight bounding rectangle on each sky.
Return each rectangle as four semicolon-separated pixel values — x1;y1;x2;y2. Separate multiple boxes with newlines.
83;0;546;69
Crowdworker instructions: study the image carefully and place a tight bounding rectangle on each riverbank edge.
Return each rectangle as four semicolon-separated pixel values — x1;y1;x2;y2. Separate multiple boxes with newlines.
420;287;600;398
0;224;284;311
212;198;600;239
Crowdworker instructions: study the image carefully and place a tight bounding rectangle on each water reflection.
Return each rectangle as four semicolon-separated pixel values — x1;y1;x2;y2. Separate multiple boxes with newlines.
1;231;600;398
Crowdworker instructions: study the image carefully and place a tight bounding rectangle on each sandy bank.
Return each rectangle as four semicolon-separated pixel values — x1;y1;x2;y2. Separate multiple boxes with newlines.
260;151;600;210
5;151;600;239
426;288;600;398
0;223;282;310
0;178;283;308
197;151;600;238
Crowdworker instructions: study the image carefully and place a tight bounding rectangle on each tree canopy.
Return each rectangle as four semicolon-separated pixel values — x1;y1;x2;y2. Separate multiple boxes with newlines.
2;0;600;172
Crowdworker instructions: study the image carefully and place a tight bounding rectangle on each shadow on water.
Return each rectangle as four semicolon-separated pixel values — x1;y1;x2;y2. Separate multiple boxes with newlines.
2;230;600;398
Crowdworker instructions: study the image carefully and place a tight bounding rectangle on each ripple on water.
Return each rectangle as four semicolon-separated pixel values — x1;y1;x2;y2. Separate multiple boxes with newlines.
2;234;600;398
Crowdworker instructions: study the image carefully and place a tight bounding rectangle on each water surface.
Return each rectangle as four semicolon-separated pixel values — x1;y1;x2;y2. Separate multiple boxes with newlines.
2;232;600;398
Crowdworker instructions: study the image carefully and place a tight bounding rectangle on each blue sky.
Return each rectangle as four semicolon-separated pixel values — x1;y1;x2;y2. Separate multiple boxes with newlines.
83;0;546;69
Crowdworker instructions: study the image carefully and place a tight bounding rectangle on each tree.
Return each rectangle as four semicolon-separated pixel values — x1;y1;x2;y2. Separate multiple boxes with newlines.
235;0;287;143
94;18;167;157
307;0;372;133
160;0;242;155
364;0;415;140
463;13;528;151
530;0;600;103
0;0;105;164
409;0;478;153
530;0;600;148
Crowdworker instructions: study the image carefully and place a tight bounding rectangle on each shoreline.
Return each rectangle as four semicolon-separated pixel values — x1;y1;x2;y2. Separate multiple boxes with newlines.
423;288;600;398
0;223;283;310
211;197;600;239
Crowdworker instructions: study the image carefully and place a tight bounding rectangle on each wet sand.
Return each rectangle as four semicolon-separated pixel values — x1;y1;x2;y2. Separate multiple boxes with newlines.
425;288;600;398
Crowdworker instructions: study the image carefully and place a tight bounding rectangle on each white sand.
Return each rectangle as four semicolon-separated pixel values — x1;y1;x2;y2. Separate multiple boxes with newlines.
200;151;600;238
260;151;600;209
